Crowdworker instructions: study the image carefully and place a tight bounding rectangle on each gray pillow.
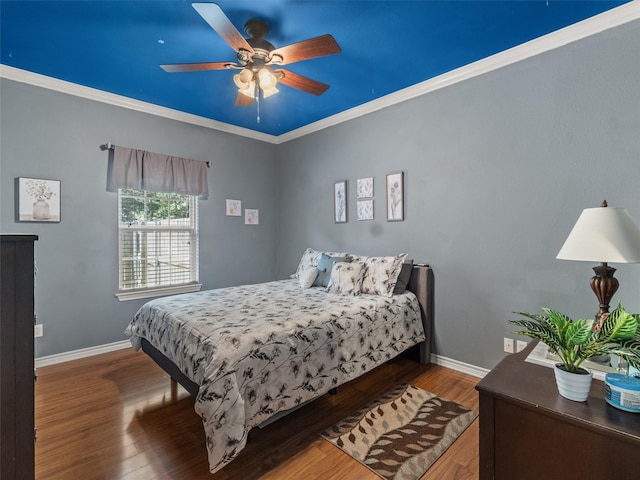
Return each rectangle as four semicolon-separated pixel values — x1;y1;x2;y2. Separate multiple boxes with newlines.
313;253;351;287
393;260;414;294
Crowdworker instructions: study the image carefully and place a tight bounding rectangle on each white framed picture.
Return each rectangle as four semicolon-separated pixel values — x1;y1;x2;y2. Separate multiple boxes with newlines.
386;172;404;221
356;177;374;199
16;177;61;223
357;199;374;221
245;208;259;225
334;180;347;223
226;199;241;216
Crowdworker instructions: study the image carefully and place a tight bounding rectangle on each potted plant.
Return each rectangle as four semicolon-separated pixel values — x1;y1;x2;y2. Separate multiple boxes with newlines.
510;304;640;402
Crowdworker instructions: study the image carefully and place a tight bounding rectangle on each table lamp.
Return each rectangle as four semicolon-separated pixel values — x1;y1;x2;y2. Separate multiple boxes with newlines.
556;200;640;329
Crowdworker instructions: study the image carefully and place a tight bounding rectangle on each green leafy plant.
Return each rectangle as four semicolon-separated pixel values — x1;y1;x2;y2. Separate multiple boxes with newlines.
510;304;640;373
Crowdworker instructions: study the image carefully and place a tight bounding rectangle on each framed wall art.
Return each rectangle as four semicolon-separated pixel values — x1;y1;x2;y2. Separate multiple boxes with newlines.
16;177;61;223
356;177;374;199
386;172;404;221
245;209;259;225
226;199;242;216
334;180;347;223
357;199;374;221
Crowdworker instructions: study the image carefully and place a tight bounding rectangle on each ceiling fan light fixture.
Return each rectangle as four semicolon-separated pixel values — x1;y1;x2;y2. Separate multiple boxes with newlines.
233;69;254;89
161;5;341;107
257;68;278;90
261;85;279;98
237;80;256;98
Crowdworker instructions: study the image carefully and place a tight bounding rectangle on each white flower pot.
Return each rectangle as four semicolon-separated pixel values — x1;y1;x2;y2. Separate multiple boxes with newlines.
554;363;593;402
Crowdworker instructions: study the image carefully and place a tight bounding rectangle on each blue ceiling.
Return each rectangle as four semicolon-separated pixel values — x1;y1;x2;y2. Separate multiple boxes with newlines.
0;1;630;137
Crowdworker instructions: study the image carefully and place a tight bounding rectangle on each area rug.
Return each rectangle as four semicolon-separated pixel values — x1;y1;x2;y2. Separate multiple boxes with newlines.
320;384;478;480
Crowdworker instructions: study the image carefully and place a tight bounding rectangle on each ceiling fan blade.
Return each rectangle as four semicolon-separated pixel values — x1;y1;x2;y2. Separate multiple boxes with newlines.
160;61;232;72
271;34;341;65
192;3;255;54
275;69;329;96
235;92;255;107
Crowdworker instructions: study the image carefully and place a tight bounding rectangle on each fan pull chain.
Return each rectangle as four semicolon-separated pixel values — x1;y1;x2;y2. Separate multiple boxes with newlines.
256;86;261;123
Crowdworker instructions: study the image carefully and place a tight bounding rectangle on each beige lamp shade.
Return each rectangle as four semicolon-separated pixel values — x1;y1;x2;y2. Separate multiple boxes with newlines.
257;68;277;90
557;206;640;263
233;69;253;88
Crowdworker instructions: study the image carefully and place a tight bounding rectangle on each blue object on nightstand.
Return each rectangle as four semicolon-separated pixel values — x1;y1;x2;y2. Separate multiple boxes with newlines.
605;373;640;413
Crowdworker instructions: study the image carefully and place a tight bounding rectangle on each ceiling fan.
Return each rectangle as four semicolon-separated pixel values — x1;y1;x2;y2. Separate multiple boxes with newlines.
160;3;341;107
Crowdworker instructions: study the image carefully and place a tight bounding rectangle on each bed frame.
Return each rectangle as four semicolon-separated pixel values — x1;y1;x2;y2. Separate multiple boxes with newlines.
141;264;434;399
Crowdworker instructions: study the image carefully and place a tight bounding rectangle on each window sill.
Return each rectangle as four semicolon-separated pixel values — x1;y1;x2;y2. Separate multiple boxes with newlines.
116;283;203;302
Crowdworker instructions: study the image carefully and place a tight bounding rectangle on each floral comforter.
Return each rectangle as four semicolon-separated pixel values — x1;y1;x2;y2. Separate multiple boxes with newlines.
125;279;425;473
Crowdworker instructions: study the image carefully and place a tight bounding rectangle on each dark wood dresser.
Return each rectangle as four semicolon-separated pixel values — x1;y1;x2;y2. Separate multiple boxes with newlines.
476;341;640;480
1;234;37;480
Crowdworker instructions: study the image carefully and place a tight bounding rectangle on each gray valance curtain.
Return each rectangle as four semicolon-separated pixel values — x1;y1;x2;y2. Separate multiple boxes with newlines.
111;146;209;198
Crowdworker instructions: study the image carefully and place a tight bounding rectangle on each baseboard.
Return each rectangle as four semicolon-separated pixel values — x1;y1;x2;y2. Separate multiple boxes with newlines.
431;353;489;379
35;340;132;368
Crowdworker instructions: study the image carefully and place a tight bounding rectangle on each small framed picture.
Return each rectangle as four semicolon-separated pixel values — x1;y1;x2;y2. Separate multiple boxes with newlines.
356;177;374;199
226;199;241;216
386;172;404;221
357;199;374;221
334;180;347;223
245;208;259;225
16;177;61;223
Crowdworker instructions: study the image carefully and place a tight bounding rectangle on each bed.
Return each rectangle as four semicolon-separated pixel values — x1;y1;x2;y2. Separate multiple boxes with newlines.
125;253;434;474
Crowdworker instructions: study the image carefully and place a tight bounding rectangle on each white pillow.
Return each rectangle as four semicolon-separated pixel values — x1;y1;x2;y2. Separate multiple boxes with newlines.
298;266;318;289
327;262;366;296
361;253;408;297
348;254;369;263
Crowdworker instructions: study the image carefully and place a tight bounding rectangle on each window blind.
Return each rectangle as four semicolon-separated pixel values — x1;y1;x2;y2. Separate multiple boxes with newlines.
117;190;199;297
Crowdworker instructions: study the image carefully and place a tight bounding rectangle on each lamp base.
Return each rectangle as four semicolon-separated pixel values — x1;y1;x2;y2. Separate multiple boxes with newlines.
590;263;618;330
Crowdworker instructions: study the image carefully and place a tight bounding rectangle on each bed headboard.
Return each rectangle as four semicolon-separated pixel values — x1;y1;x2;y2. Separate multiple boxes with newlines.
407;264;434;365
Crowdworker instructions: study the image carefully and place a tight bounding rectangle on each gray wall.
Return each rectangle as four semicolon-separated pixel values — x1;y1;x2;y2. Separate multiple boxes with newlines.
0;80;279;357
276;19;640;370
2;19;640;370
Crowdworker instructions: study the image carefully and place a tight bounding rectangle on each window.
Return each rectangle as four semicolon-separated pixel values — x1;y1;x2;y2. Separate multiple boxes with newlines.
116;189;200;301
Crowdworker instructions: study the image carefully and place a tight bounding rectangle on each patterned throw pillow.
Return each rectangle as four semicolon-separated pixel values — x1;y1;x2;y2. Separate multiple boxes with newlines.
293;248;322;279
298;266;318;289
361;253;408;297
327;262;366;295
293;248;349;279
313;254;352;287
348;254;369;263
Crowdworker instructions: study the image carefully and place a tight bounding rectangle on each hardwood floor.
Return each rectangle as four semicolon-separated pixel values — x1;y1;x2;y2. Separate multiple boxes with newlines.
35;348;480;479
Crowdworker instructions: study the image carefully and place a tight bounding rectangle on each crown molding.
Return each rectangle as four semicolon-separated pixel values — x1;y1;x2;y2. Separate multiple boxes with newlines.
2;1;638;145
277;0;640;143
0;65;279;144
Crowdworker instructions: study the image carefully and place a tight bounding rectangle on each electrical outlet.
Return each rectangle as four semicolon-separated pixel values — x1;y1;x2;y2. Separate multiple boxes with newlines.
503;337;514;353
34;324;43;338
516;340;528;352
